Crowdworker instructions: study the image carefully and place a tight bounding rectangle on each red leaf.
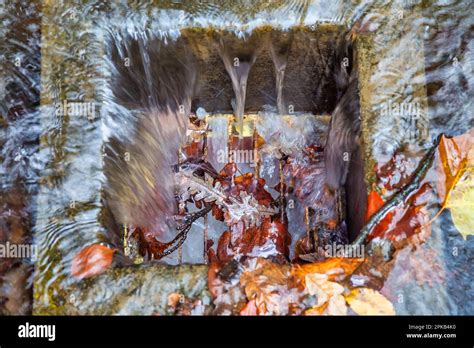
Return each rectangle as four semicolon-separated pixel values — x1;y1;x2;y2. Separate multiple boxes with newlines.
365;190;394;240
212;204;225;221
207;262;223;299
71;244;116;279
216;218;290;262
365;191;384;222
131;226;173;259
182;141;203;159
216;230;233;262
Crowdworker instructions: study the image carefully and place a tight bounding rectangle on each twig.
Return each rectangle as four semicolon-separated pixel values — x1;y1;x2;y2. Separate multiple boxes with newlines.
351;135;442;246
158;205;213;257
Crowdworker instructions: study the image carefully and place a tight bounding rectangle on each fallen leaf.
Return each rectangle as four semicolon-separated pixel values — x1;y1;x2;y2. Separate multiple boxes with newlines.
440;132;474;240
365;190;384;221
216;217;290;262
436;134;470;207
293;257;363;283
294;235;313;260
345;287;395;315
131;226;173;259
382;201;431;246
239;258;301;315
365;191;394;239
446;170;474;240
304;273;347;315
71;244;116;279
182;140;204;159
366;132;473;246
167;293;182;309
207;262;223;299
305;273;344;305
240;299;258;315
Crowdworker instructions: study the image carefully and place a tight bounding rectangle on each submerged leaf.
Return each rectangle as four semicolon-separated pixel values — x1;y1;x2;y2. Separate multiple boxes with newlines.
365;190;394;239
365;131;473;246
239;258;302;315
217;217;290;262
365;190;384;221
71;244;116;279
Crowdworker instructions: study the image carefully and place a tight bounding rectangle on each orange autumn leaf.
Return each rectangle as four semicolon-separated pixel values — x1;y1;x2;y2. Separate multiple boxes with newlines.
240;259;295;315
365;190;384;221
240;299;258;316
401;131;473;239
367;131;472;245
71;244;116;279
207;262;224;299
436;134;470;207
365;190;394;240
292;257;363;283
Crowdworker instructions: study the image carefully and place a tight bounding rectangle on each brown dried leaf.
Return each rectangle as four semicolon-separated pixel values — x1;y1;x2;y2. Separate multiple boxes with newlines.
239;258;299;315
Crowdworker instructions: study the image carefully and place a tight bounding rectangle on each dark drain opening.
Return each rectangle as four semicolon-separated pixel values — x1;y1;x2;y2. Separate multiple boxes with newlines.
102;26;366;265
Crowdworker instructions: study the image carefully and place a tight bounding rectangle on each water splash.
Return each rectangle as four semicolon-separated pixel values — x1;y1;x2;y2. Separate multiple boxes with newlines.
102;29;197;242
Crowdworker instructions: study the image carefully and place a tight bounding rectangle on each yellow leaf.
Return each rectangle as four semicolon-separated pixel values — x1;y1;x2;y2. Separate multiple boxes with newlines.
304;273;348;315
305;294;348;316
442;131;474;240
447;169;474;240
427;130;474;239
305;273;344;306
345;288;395;315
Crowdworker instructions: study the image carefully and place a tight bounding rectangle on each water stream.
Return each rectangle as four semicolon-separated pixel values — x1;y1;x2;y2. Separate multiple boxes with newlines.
269;34;293;115
217;38;258;138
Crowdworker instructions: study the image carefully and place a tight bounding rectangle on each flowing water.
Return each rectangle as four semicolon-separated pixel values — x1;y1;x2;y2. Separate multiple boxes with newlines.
0;0;473;315
269;34;292;115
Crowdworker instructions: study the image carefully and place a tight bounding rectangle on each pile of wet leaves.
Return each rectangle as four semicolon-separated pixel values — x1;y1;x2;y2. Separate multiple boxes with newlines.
69;129;473;315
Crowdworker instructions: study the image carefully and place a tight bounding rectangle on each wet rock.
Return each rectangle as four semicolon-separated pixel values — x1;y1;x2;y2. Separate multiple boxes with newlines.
34;263;212;315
